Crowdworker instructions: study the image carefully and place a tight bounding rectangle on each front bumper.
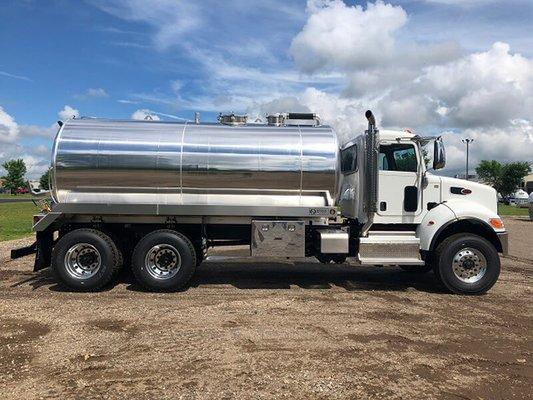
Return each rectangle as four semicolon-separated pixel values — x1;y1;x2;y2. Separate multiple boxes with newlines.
497;232;508;255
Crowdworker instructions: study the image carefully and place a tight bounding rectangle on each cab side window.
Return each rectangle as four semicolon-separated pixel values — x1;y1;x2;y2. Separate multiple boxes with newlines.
341;144;357;174
379;144;418;172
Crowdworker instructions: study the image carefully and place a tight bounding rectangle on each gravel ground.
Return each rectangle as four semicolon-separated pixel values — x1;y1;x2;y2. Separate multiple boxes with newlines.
0;218;531;399
505;217;533;261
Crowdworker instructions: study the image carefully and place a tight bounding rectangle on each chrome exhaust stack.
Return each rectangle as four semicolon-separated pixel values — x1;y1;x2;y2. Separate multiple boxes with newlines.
361;110;379;236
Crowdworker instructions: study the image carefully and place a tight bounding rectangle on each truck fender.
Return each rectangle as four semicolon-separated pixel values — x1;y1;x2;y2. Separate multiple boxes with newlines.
444;199;505;233
416;204;457;251
419;200;505;254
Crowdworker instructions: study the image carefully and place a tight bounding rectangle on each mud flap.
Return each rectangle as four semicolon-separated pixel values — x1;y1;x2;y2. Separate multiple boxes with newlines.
34;230;54;271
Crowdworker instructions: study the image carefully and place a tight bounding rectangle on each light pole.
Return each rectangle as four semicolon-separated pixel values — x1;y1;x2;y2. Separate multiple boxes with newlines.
462;138;474;180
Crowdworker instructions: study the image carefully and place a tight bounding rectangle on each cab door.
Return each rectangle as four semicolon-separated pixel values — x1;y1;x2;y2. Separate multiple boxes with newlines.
376;142;422;221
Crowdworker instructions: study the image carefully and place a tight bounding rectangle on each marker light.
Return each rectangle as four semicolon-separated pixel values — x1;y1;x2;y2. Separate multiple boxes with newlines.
489;218;504;229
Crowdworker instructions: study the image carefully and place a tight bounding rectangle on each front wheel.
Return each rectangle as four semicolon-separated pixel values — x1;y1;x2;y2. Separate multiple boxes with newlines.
434;233;500;295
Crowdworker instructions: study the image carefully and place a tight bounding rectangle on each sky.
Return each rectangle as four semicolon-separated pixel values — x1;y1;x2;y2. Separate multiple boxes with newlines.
0;0;532;179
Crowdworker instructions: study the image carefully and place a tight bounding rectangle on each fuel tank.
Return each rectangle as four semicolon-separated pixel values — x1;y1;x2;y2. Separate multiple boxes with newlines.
51;118;339;207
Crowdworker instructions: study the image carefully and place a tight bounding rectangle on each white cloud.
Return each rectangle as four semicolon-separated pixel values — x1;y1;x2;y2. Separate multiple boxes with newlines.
441;122;533;175
0;141;50;180
90;0;531;177
249;85;532;175
86;88;108;98
421;0;499;5
21;154;49;178
32;145;50;155
290;0;408;74
418;42;533;128
19;124;57;138
0;70;32;82
0;107;63;144
0;106;70;179
90;0;202;50
370;42;532;130
58;105;80;120
117;99;140;104
0;107;20;143
288;0;464;101
247;87;369;144
131;109;160;121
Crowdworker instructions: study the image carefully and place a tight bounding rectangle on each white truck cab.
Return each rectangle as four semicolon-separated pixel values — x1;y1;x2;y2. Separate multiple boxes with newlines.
337;113;506;294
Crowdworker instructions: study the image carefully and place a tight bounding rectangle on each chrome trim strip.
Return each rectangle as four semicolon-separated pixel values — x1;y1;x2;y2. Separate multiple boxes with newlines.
52;203;336;218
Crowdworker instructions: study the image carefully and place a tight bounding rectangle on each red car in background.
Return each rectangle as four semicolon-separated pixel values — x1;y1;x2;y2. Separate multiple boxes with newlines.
15;187;29;195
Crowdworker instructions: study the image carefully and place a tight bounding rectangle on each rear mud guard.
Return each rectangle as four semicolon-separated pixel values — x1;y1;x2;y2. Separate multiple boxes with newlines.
34;230;54;271
11;230;54;271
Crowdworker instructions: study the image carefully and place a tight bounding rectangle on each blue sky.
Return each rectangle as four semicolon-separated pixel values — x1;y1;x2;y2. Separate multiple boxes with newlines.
0;0;532;178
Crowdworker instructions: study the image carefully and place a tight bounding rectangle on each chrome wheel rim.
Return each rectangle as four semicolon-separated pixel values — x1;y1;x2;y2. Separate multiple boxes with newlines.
452;247;487;283
65;243;101;279
145;244;181;280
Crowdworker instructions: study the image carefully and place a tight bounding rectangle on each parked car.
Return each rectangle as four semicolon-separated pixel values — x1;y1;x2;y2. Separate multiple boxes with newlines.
15;187;29;194
513;189;529;208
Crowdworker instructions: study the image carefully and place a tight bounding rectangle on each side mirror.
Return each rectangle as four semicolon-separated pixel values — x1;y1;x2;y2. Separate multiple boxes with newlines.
433;137;446;170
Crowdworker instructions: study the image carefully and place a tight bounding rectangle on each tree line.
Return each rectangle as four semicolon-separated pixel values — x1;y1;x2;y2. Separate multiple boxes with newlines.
475;161;530;198
1;159;50;195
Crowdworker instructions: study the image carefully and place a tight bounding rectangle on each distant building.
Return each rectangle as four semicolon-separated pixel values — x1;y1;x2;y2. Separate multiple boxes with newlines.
522;173;533;194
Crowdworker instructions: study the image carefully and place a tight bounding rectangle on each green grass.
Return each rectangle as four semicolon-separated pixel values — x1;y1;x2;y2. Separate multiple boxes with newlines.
0;202;40;241
498;203;529;216
0;193;34;199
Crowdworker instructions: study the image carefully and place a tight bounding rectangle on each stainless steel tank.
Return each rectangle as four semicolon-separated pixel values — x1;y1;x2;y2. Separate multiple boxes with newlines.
51;118;339;207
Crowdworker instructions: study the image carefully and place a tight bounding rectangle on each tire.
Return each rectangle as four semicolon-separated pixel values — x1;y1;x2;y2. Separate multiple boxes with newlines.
102;230;125;276
400;264;433;273
51;228;120;291
433;233;500;295
131;230;197;291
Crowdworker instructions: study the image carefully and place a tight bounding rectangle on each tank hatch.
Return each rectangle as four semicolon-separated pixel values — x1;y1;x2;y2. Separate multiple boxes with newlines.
218;113;247;126
266;112;320;127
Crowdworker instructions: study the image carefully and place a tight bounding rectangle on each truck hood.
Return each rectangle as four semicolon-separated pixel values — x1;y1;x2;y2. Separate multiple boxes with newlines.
439;176;498;214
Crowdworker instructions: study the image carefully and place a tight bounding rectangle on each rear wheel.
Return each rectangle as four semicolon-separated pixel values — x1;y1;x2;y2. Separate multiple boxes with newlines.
131;230;197;291
51;229;120;291
434;233;500;295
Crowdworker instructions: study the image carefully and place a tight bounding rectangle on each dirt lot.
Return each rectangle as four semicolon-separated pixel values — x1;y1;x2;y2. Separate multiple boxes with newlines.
0;218;531;399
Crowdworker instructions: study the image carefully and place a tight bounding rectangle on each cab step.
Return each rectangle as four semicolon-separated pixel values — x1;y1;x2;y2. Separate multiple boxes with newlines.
358;231;424;266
